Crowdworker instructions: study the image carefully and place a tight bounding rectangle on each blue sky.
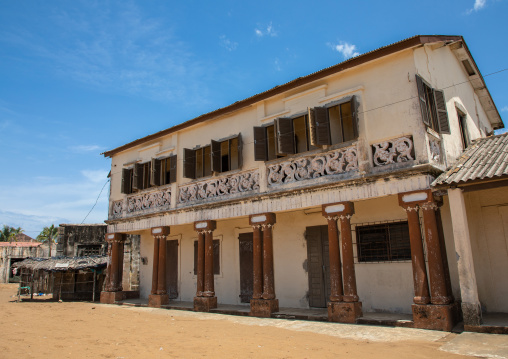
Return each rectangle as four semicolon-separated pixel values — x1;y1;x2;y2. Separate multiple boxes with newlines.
1;0;506;237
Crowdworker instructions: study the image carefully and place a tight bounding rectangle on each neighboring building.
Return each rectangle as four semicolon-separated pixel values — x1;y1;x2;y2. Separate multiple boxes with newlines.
57;224;140;292
0;241;46;283
100;35;503;331
433;132;508;332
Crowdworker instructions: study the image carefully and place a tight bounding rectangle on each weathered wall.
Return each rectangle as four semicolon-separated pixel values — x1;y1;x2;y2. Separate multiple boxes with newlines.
134;195;446;313
441;187;508;313
0;245;45;283
57;224;108;257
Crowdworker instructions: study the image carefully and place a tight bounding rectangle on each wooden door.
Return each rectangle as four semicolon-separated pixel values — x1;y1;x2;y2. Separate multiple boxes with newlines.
306;225;331;308
166;240;179;299
239;233;254;303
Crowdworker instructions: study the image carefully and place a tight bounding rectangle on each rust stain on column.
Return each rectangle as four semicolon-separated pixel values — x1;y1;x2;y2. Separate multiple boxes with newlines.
252;225;263;300
203;230;215;297
262;224;275;300
340;214;359;303
405;206;430;304
196;231;205;296
422;202;451;305
151;237;160;295
157;236;167;295
326;217;343;302
110;239;120;291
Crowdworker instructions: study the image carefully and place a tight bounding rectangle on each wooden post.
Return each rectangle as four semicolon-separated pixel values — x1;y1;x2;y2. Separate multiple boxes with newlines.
193;221;217;312
251;225;263;300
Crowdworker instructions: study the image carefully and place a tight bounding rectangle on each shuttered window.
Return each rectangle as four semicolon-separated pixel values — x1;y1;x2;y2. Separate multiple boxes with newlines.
121;168;133;194
416;75;450;134
184;134;242;178
276;117;295;155
155;155;177;185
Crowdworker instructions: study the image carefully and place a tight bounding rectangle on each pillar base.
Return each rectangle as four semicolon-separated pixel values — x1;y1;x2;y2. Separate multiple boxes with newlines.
328;301;362;323
412;303;456;331
250;298;279;318
148;294;169;308
100;291;124;304
193;296;217;312
461;302;482;327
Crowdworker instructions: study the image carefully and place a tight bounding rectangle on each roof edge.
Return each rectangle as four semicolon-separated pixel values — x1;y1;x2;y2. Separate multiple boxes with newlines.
103;35;464;158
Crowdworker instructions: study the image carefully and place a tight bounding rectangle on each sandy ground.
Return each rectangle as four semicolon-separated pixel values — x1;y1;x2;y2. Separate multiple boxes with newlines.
0;284;471;359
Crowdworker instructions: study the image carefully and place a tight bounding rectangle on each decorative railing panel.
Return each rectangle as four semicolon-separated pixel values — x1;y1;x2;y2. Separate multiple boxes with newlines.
178;169;259;205
267;145;358;186
372;136;414;167
110;187;171;219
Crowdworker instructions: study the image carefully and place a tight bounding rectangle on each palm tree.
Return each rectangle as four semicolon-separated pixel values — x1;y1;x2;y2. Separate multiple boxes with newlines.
37;224;59;257
0;225;23;242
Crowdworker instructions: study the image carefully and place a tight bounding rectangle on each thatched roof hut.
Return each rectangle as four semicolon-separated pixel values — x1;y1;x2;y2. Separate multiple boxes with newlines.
12;255;107;272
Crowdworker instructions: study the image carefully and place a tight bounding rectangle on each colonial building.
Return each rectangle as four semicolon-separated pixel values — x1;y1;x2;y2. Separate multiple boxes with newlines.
100;35;504;331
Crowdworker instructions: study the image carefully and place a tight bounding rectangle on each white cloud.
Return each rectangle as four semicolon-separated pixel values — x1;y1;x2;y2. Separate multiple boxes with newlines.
274;58;281;72
81;170;109;183
500;106;508;112
328;41;361;59
219;35;238;51
255;22;277;37
0;2;210;105
70;145;104;153
467;0;487;13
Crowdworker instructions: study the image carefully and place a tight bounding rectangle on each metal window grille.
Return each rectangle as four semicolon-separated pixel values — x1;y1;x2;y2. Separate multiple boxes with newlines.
356;221;411;262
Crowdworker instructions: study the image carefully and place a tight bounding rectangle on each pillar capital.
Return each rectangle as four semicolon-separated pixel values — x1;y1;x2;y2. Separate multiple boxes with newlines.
322;201;354;218
151;226;170;237
398;189;433;208
105;233;125;243
194;220;216;232
249;213;276;227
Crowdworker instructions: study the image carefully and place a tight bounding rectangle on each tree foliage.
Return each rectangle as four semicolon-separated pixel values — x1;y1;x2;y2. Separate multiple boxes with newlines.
37;224;59;257
0;225;24;242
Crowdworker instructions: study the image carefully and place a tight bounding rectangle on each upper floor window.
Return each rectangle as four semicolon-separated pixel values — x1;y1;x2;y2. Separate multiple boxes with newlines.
184;134;243;179
416;75;450;135
254;96;359;161
456;109;471;149
121;154;177;194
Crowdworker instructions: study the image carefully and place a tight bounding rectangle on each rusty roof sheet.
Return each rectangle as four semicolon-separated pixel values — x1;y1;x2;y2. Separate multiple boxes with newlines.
433;132;508;186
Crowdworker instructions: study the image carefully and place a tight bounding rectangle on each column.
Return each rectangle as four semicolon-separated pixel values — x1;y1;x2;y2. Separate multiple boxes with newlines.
324;216;343;302
448;188;482;327
322;202;362;323
148;226;170;307
251;225;263;300
401;204;430;304
249;213;278;317
100;233;126;304
195;231;205;296
203;229;215;297
421;200;452;305
399;190;455;331
151;236;160;295
193;220;217;312
339;211;359;302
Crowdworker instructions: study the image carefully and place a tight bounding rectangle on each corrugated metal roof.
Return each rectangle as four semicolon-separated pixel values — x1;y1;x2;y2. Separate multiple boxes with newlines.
432;133;508;186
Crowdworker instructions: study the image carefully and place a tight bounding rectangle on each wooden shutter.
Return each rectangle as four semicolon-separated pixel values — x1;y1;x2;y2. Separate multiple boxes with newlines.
310;107;330;146
350;96;359;139
416;75;431;127
169;154;177;183
236;133;243;169
150;158;161;187
183;148;196;179
433;89;450;134
211;140;221;172
276;117;295;154
121;168;132;194
253;127;267;161
132;163;142;190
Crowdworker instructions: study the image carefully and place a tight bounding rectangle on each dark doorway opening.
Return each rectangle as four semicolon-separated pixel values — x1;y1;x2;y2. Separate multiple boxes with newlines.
166;240;179;299
239;232;254;303
306;225;331;308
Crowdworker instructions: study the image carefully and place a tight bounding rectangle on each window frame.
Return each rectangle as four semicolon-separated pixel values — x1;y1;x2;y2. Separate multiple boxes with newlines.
356;221;411;263
416;75;450;135
456;109;471;150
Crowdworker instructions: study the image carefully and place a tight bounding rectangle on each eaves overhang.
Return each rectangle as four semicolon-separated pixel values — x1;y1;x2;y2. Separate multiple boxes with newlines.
102;35;486;158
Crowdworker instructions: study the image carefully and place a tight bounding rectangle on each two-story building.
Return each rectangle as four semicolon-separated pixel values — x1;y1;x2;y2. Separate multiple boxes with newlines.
100;35;503;331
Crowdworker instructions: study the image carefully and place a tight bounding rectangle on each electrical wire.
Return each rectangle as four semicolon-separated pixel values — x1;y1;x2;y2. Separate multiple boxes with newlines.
81;179;110;224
